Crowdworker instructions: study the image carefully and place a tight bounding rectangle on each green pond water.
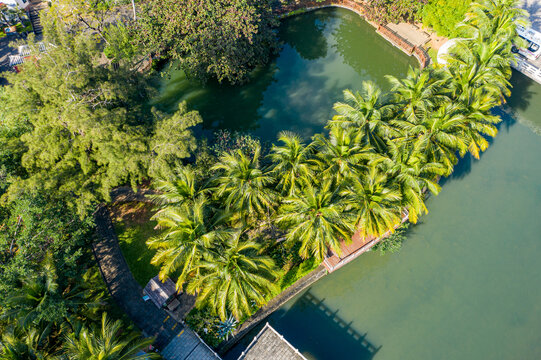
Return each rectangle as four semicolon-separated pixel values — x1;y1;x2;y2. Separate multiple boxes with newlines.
220;72;541;360
229;76;541;360
205;8;541;360
156;8;417;141
155;6;541;359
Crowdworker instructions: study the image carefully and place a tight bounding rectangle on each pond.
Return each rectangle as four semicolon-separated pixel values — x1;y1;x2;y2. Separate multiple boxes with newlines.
155;7;417;142
156;6;541;359
227;71;541;360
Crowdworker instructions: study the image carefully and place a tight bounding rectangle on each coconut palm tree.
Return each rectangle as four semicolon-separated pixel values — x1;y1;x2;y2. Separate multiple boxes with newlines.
445;38;512;104
329;81;396;152
0;325;55;360
2;255;101;330
268;131;314;196
277;179;354;262
461;0;528;44
341;167;403;239
63;313;157;360
377;139;444;223
460;88;501;159
149;166;201;207
211;146;276;219
186;230;277;321
147;196;227;290
386;67;449;124
313;126;375;185
399;104;470;175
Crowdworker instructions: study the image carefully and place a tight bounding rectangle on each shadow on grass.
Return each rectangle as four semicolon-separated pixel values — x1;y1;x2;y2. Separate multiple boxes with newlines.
110;202;160;287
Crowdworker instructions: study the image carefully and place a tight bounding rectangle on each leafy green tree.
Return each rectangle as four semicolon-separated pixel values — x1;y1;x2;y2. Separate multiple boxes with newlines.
211;146;276;220
364;0;426;24
136;0;279;83
422;0;470;37
0;192;93;296
268;131;314;196
277;180;354;262
62;313;157;360
341;167;403;239
148;103;202;179
0;15;199;213
147;197;226;290
103;22;141;64
187;230;277;320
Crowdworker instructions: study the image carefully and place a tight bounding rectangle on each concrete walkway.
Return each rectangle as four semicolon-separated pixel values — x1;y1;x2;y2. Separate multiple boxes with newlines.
92;205;219;359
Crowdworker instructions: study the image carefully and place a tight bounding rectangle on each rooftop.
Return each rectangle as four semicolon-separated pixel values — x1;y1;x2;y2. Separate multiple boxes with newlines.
237;323;306;360
144;275;177;308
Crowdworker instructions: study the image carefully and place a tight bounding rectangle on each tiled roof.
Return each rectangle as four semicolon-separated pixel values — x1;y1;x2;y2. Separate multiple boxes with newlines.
238;323;306;360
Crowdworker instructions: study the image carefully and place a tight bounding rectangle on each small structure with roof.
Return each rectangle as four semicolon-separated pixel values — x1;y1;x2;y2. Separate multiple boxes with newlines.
237;323;306;360
143;275;197;321
144;275;179;310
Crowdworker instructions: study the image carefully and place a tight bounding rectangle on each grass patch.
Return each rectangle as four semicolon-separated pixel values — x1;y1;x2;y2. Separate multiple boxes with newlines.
268;257;319;299
426;46;438;64
110;201;160;287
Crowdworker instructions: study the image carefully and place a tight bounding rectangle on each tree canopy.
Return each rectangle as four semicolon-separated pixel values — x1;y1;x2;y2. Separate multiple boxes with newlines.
136;0;279;84
0;15;200;213
422;0;471;37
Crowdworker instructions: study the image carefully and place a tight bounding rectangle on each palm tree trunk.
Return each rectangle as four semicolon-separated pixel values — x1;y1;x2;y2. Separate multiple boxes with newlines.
131;0;136;20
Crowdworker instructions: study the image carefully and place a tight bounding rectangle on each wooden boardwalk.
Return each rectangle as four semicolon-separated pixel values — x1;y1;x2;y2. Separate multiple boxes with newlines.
323;212;409;272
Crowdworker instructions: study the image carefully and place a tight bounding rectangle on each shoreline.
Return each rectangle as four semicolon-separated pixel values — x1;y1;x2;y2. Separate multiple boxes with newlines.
276;0;430;69
216;1;430;354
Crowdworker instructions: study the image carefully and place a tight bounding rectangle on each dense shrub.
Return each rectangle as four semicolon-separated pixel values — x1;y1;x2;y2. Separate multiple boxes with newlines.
422;0;471;37
364;0;427;24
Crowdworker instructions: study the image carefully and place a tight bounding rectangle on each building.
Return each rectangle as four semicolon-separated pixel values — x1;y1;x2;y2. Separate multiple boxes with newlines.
237;323;306;360
1;0;29;10
513;0;541;83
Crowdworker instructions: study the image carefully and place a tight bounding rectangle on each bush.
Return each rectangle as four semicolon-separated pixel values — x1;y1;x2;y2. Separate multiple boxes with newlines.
422;0;471;37
364;0;427;24
185;308;222;347
212;130;263;158
372;223;410;254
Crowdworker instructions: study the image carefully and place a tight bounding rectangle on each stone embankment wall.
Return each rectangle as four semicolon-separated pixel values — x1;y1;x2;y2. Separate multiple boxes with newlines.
278;0;430;68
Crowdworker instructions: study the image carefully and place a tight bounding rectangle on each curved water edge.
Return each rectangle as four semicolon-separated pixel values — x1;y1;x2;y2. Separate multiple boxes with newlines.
277;0;430;68
228;71;541;360
155;7;417;143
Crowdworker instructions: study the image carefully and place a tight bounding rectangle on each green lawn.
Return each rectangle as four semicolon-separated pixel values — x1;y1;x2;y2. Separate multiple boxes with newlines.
111;202;161;287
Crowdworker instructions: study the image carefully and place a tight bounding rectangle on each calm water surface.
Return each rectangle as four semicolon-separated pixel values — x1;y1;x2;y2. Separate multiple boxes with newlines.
157;7;541;359
156;8;416;142
239;72;541;360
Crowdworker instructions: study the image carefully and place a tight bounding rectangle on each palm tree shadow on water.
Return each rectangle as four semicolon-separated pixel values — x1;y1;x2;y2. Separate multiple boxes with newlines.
440;70;533;186
224;290;381;360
